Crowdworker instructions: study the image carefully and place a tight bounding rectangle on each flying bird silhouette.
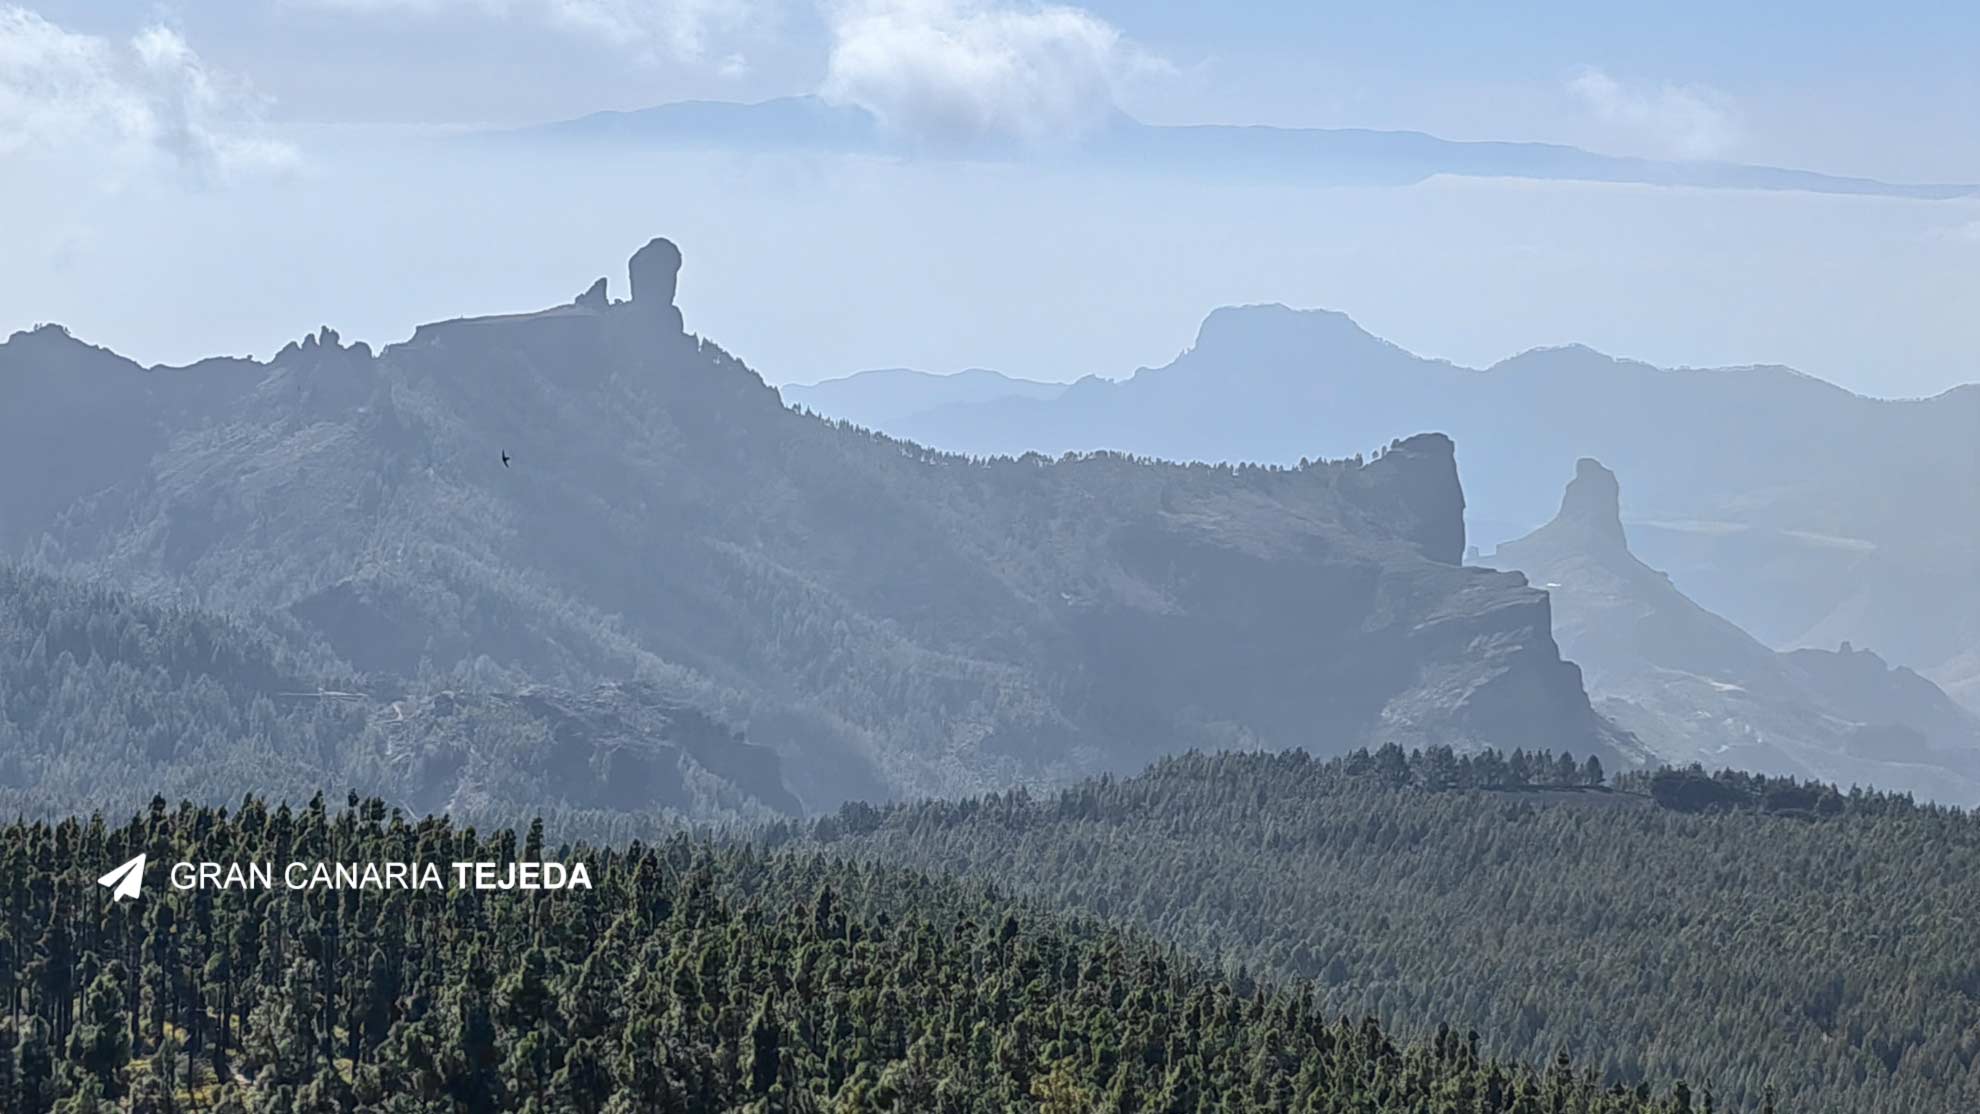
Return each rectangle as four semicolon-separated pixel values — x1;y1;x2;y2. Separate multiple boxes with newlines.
500;451;511;468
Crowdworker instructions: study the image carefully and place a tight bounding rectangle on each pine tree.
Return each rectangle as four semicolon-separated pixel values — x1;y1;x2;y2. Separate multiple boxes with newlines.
744;993;783;1098
0;1019;16;1114
15;1017;55;1114
64;972;129;1100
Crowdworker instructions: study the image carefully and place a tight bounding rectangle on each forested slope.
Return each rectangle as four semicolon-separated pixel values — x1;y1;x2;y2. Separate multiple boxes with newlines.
815;748;1980;1113
0;563;794;822
0;798;1707;1113
0;563;359;814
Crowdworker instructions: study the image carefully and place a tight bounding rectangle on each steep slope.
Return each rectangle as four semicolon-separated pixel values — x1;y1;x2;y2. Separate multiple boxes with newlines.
0;325;263;555
0;240;1632;809
1935;650;1980;711
0;562;796;821
1486;459;1980;802
868;304;1980;699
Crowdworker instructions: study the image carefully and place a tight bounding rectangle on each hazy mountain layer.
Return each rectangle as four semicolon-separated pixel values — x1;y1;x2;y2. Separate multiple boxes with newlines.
782;367;1066;430
1486;459;1980;802
517;95;1980;200
840;304;1980;699
0;240;1634;811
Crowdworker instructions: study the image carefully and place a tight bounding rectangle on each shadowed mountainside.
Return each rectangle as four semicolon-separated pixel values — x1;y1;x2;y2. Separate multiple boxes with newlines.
0;239;1637;812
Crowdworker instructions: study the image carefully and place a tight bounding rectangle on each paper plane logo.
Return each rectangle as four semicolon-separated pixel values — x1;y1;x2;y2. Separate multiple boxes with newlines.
98;853;147;901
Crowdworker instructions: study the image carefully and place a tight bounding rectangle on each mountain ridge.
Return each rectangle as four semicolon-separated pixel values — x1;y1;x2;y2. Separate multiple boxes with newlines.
821;301;1980;700
0;238;1641;814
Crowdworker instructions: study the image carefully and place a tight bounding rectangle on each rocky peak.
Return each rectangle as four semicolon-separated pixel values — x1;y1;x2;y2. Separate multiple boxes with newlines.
1340;433;1467;564
629;237;685;333
3;323;117;365
278;326;373;363
1186;304;1387;369
1554;458;1627;548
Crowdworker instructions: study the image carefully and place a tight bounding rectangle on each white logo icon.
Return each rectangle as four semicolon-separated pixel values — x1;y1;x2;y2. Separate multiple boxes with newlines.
98;853;147;901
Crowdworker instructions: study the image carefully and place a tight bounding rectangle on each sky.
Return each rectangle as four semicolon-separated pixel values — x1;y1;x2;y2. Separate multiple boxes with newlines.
4;0;1979;396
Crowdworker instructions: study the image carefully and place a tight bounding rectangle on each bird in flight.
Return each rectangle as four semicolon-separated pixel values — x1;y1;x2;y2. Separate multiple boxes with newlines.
501;451;511;468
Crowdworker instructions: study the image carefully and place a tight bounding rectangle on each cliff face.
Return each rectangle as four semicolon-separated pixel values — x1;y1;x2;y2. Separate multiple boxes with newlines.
1489;459;1980;803
0;240;1635;809
1338;434;1469;564
822;308;1980;704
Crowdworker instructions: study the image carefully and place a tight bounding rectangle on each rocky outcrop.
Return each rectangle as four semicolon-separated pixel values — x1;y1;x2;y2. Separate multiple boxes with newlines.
387;682;801;818
1553;458;1628;550
275;325;369;361
1338;434;1469;563
1488;460;1980;803
628;236;685;332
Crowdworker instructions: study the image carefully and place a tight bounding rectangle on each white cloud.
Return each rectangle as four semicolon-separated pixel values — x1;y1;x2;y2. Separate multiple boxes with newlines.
820;0;1165;146
1567;66;1740;160
0;7;297;180
549;0;743;59
295;0;753;64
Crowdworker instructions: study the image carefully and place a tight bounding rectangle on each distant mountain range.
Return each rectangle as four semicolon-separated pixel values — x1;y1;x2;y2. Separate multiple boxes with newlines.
789;305;1980;710
1487;459;1980;803
0;238;1635;818
506;95;1980;200
782;368;1066;430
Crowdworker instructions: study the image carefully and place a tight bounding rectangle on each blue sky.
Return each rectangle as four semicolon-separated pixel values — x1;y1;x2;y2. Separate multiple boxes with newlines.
4;1;1978;393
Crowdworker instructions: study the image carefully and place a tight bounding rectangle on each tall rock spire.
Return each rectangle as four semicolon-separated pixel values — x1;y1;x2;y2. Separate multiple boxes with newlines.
629;237;685;333
1554;457;1628;548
